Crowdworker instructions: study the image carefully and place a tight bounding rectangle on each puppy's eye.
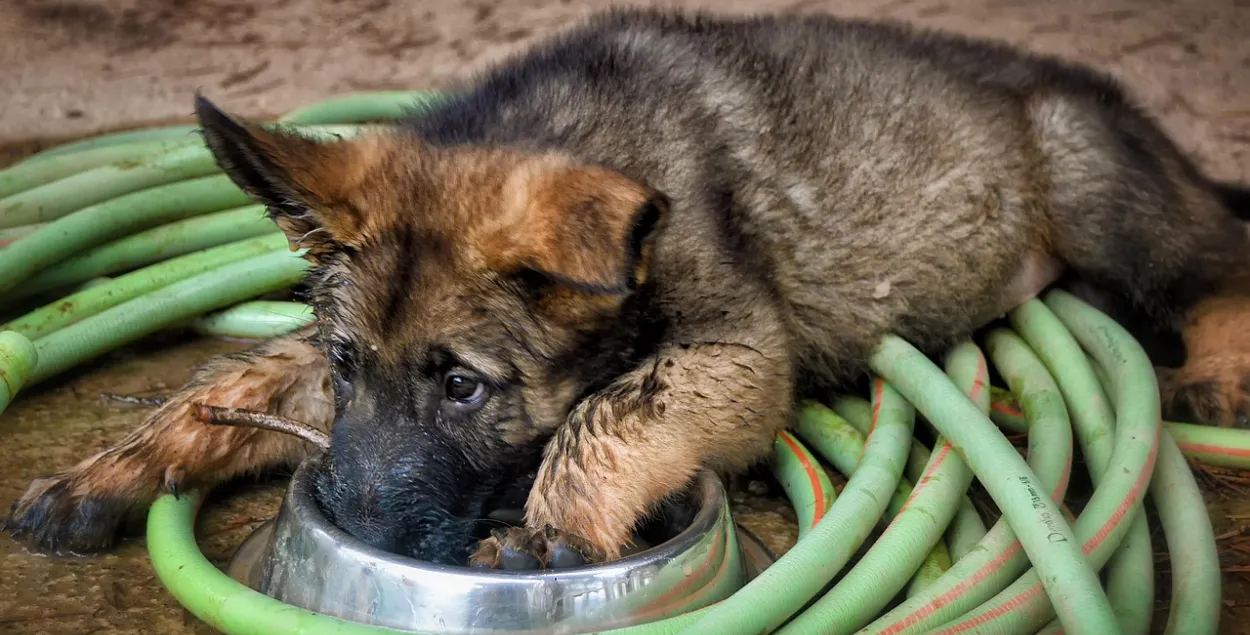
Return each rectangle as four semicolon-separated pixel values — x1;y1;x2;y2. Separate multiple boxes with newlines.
444;374;486;404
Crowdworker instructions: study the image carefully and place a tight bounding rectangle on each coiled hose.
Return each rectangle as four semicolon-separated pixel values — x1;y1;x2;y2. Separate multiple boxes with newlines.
0;89;1238;635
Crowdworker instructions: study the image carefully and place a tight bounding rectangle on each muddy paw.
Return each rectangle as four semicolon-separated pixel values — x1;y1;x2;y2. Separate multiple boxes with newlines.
4;470;147;554
5;436;180;554
468;526;604;570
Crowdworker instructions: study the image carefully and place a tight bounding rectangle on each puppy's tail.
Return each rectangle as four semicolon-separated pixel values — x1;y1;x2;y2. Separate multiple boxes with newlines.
1213;180;1250;221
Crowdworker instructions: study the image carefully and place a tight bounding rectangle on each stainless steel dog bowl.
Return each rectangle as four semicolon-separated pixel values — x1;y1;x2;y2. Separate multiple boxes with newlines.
226;453;747;634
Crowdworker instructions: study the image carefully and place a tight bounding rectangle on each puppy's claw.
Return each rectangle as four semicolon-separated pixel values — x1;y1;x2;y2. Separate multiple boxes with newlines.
546;536;590;569
164;466;185;500
499;545;544;570
468;526;602;570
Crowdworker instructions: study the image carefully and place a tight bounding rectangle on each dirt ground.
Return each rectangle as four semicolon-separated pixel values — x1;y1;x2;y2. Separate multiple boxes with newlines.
1;0;1249;633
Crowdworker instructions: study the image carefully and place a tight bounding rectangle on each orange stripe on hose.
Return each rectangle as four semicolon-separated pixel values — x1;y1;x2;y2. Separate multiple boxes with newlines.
1175;441;1250;458
778;430;827;529
991;401;1024;418
932;584;1046;634
969;352;987;403
1083;424;1158;555
870;378;884;437
898;442;951;516
877;541;1025;635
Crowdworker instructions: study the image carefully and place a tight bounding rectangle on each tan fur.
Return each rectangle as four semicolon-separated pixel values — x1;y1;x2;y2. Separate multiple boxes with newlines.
504;162;666;291
1160;293;1250;429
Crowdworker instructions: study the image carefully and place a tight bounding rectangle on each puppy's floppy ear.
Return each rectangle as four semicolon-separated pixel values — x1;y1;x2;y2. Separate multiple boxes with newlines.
510;165;669;295
195;94;382;254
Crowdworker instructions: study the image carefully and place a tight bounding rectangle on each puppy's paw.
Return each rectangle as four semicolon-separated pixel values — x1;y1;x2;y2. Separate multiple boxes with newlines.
5;411;187;554
1161;362;1250;429
468;526;604;570
4;466;160;554
1162;295;1250;429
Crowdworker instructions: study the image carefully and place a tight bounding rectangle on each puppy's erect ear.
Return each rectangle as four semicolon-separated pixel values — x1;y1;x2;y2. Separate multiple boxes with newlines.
195;94;383;254
506;165;669;295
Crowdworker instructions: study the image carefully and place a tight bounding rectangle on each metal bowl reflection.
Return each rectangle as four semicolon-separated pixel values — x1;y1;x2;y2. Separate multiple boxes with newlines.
227;453;746;634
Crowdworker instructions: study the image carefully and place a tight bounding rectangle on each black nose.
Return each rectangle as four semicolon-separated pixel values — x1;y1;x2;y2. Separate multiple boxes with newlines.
312;456;482;564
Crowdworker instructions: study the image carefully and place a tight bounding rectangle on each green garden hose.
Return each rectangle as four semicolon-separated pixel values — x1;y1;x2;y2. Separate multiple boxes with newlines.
792;404;910;519
0;144;227;228
17;89;433;166
679;382;915;635
148;491;411;635
902;344;982;597
862;329;1075;635
8;205;276;300
1162;423;1250;470
991;387;1250;471
772;430;836;538
0;331;37;414
3;234;290;340
921;294;1160;634
27;249;308;385
904;542;952;599
192;301;317;340
0;223;46;248
1047;291;1221;635
1010;299;1154;635
830;395;990;566
778;342;985;634
819;395;958;598
0;138;203;200
791;402;935;594
870;335;1117;634
0;125;360;232
19;125;201;164
0;175;254;294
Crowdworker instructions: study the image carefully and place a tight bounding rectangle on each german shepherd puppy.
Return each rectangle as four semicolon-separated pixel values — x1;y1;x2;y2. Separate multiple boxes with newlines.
8;8;1250;568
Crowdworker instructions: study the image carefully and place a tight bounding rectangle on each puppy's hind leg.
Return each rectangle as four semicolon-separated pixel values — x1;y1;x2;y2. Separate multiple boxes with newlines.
1031;89;1250;428
5;329;334;553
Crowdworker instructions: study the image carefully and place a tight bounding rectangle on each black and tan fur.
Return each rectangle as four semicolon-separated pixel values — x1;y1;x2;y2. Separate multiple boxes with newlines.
8;8;1250;566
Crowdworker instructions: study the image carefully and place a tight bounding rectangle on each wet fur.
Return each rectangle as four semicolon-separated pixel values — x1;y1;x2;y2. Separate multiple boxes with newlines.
8;8;1250;564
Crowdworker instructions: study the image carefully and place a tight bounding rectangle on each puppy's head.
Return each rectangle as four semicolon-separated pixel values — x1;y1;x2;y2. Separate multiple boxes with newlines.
195;97;668;564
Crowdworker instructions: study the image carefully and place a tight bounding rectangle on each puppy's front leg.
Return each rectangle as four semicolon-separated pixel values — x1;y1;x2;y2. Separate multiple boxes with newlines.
5;329;333;553
473;325;794;568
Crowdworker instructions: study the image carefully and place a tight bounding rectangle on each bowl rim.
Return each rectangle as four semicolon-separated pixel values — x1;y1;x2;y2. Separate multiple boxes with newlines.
275;452;731;581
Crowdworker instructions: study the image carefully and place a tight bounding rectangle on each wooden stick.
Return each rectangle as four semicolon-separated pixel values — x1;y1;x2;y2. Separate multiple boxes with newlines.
192;404;330;449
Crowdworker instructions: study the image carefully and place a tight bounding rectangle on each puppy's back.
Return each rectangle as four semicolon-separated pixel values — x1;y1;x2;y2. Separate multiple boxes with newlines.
405;9;1157;381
